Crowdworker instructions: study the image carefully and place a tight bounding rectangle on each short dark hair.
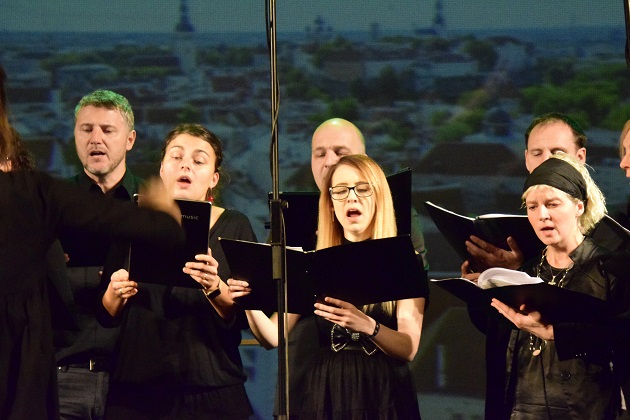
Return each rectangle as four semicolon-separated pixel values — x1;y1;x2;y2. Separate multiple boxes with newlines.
161;123;225;200
524;112;587;149
161;123;224;169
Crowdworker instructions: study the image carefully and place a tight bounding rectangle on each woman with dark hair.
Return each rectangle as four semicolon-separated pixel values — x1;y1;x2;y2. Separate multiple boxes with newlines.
101;123;256;419
0;65;14;164
0;65;34;172
0;130;36;172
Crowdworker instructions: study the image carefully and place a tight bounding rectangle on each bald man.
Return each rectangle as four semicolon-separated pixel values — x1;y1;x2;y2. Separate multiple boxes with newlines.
310;118;366;190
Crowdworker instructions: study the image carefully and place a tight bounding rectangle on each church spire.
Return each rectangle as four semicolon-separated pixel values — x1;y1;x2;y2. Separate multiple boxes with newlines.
175;0;195;33
431;0;446;36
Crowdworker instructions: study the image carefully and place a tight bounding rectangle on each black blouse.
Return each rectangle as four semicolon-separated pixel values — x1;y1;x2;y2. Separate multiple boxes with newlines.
0;171;183;419
109;209;257;390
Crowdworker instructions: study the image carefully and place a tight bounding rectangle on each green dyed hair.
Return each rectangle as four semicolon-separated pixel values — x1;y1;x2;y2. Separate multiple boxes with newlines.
74;89;134;131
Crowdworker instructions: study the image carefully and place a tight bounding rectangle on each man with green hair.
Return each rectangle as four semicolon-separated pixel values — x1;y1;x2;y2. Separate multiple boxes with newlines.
55;89;142;419
72;89;138;192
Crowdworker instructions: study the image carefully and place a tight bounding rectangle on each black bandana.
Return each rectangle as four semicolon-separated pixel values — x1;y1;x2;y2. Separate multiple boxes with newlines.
523;158;587;202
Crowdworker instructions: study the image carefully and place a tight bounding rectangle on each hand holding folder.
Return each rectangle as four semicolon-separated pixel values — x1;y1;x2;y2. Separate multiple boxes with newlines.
431;267;608;325
424;201;544;263
273;168;413;252
128;199;212;288
220;235;427;314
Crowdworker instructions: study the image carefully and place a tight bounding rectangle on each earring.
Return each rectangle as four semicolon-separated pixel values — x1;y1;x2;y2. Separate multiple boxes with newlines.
206;187;214;204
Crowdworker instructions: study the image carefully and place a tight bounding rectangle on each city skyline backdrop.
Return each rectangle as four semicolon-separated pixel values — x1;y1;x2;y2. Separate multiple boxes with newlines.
3;1;630;418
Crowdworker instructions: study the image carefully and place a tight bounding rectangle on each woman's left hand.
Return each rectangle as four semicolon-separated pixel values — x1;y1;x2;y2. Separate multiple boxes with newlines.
107;269;138;300
314;296;375;336
491;298;554;341
226;278;251;299
183;247;220;290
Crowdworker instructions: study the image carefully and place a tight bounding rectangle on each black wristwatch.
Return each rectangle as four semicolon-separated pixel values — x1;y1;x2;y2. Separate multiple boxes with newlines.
203;284;221;300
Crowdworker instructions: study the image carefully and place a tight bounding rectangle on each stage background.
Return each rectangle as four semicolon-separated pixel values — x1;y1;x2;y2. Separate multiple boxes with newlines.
2;1;629;418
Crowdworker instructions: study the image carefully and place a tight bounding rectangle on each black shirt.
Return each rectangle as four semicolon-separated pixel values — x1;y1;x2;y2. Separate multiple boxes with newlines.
0;170;182;419
54;169;142;365
105;209;257;418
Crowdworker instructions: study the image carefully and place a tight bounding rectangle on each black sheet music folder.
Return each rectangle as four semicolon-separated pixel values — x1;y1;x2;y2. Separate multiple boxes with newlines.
128;198;211;288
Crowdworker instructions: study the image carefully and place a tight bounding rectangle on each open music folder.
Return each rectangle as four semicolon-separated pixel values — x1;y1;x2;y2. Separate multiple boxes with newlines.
128;198;212;288
220;235;427;314
273;167;413;252
424;201;544;263
431;268;609;325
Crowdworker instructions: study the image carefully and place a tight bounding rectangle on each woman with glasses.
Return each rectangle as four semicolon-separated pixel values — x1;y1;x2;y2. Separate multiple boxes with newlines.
466;153;626;419
229;154;427;418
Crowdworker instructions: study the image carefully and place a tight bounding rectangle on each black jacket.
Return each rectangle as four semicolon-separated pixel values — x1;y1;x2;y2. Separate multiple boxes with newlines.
481;238;629;419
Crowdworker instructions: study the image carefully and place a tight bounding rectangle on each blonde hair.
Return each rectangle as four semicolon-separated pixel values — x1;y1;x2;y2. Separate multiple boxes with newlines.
522;153;606;235
316;154;397;314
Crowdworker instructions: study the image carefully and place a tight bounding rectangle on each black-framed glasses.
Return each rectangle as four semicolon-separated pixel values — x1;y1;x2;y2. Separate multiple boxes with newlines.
329;182;373;200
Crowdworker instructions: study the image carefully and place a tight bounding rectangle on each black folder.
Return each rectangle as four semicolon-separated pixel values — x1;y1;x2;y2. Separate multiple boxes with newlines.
387;167;412;236
590;215;630;252
128;199;211;288
273;168;413;251
424;201;544;263
275;191;319;251
220;235;426;314
431;277;609;325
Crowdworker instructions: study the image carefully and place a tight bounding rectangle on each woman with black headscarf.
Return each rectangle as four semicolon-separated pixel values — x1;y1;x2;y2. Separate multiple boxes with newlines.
467;153;626;419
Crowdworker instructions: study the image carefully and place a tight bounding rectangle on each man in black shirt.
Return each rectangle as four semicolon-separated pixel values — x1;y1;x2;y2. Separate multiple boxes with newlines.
55;90;141;420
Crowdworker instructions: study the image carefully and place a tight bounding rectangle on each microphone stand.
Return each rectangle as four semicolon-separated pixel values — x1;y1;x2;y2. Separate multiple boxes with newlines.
266;0;290;417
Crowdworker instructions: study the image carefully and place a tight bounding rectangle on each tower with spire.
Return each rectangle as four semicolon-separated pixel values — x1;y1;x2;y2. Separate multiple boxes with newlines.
414;0;447;38
431;0;446;36
173;0;196;75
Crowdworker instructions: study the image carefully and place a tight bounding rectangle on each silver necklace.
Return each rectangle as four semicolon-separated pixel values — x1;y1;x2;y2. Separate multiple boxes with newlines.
529;247;574;356
536;247;574;287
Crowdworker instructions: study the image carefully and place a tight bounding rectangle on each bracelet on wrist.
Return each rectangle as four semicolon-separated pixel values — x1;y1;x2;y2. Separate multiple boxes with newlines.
369;319;380;338
202;280;221;300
